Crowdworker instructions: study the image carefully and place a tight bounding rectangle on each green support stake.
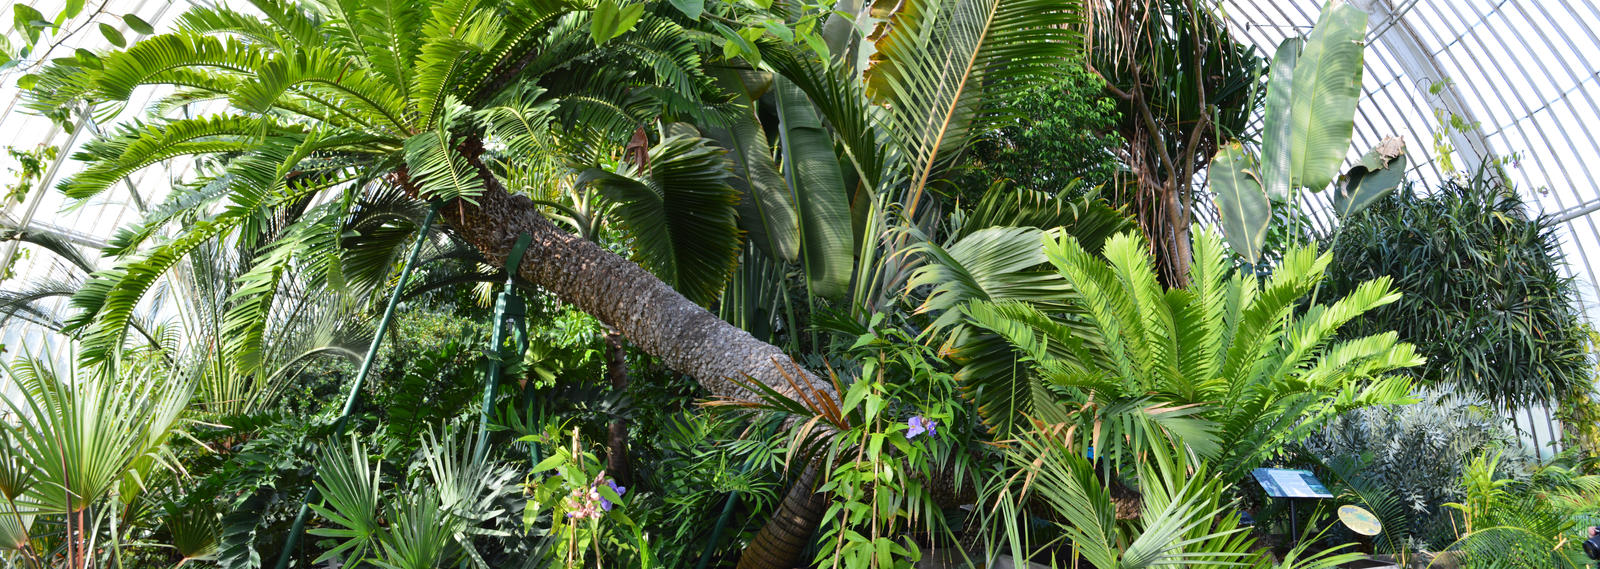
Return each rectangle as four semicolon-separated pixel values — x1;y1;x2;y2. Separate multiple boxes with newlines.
696;421;780;569
474;233;532;462
274;204;439;569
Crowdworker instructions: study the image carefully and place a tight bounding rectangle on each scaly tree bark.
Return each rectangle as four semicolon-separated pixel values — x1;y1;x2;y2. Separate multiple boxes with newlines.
427;140;831;406
604;330;633;486
735;464;827;569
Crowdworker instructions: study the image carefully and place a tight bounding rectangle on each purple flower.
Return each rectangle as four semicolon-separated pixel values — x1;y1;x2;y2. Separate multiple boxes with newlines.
599;478;626;511
907;415;938;439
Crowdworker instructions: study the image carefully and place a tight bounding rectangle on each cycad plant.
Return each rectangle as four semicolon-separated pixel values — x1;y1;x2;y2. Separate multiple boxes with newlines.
945;228;1422;480
983;433;1364;569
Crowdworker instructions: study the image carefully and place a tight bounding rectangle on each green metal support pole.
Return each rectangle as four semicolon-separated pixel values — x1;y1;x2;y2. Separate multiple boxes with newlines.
695;421;780;569
274;204;439;569
474;233;532;463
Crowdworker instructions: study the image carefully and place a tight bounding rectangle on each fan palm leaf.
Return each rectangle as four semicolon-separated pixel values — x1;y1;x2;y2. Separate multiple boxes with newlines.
578;132;743;306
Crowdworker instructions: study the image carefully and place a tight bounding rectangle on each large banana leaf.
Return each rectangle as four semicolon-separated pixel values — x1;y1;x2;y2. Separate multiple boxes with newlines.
1210;143;1270;264
775;77;855;299
1260;36;1302;200
1333;138;1407;220
863;0;1081;215
1288;0;1367;191
579;134;743;306
702;74;801;264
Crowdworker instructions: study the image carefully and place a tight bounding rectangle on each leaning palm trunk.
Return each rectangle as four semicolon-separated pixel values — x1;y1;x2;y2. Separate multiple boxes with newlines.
737;463;827;569
435;143;832;405
604;331;632;486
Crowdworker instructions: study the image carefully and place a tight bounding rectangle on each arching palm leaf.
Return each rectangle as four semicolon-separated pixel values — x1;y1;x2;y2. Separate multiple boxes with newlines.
578;133;742;306
863;0;1082;215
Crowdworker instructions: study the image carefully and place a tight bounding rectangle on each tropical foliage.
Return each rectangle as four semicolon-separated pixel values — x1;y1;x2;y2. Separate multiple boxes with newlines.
0;0;1592;568
1321;175;1589;411
942;228;1420;476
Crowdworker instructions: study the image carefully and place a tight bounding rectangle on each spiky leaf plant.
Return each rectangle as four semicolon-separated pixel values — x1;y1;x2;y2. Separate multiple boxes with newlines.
949;228;1422;480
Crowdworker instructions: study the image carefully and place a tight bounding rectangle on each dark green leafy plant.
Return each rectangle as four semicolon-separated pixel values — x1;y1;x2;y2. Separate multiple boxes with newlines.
950;63;1124;197
1321;176;1589;411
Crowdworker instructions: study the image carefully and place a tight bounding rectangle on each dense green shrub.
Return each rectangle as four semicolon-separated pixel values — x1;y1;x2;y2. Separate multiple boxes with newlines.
1322;176;1589;411
1301;390;1525;548
948;63;1124;200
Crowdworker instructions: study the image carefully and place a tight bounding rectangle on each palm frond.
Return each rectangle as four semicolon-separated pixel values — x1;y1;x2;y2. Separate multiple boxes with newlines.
578;133;742;306
864;0;1082;214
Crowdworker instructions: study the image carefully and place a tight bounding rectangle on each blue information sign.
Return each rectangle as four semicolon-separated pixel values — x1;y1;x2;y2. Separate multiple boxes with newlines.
1251;468;1333;499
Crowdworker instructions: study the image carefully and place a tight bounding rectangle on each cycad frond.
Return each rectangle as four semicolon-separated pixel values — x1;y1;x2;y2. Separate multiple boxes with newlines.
62;115;285;199
232;46;410;132
412;0;505;128
176;0;324;51
403;99;485;203
220;202;346;376
946;228;1421;477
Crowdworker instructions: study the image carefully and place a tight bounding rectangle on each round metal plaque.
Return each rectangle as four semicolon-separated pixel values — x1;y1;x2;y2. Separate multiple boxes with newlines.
1338;504;1382;536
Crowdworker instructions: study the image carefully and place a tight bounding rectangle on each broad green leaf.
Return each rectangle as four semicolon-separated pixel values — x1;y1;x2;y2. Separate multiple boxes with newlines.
1210;143;1269;264
590;0;644;45
15;74;36;91
1260;37;1302;200
775;77;853;299
123;14;154;35
98;23;126;47
12;5;43;32
703;70;799;262
63;0;84;19
1289;0;1367;191
1334;144;1407;220
714;22;758;64
668;0;704;20
763;21;794;43
531;454;565;473
74;48;101;70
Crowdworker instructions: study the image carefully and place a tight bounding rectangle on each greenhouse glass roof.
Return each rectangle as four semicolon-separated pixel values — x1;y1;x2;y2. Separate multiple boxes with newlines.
1217;0;1600;322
